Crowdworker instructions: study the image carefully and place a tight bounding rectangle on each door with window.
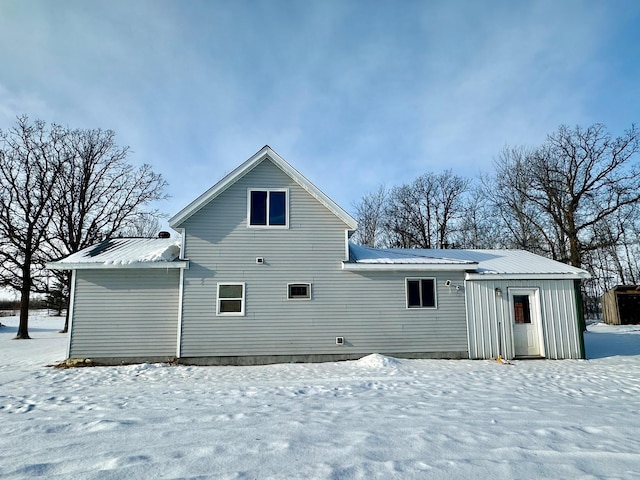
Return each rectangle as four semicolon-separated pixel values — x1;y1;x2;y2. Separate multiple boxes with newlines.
510;288;544;357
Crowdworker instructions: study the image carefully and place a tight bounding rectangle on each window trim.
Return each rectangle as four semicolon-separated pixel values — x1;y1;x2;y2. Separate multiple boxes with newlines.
216;282;246;316
287;283;312;300
247;188;289;228
405;277;437;309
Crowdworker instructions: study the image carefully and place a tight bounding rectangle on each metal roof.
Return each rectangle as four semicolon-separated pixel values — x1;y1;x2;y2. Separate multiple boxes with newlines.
345;243;477;271
47;237;187;270
345;243;591;279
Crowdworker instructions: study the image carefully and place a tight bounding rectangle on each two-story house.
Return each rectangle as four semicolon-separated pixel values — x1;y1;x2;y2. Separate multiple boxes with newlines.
49;146;590;364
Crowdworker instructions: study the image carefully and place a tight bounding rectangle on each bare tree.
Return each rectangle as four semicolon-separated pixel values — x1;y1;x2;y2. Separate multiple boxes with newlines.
352;186;386;247
454;183;503;249
384;181;431;248
118;212;164;238
584;206;640;288
0;117;68;339
530;124;640;267
0;117;168;338
51;128;167;252
433;171;469;248
383;171;469;249
488;124;640;281
48;127;168;332
484;147;550;254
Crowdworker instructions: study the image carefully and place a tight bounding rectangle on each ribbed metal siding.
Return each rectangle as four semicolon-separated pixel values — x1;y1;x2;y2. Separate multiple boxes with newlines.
180;159;469;357
465;278;582;359
70;269;180;358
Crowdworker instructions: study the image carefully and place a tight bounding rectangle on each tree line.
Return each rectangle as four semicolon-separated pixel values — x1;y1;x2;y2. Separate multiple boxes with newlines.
352;123;640;303
3;118;637;337
0;116;167;339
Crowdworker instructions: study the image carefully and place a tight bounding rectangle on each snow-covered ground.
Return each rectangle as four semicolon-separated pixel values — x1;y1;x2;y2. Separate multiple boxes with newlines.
1;312;639;479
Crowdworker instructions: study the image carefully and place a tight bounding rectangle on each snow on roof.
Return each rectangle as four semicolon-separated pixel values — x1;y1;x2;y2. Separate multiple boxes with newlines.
47;237;186;270
349;243;476;266
346;243;591;278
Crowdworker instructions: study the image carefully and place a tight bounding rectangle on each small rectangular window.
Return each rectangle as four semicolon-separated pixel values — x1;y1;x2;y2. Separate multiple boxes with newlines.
406;278;436;308
288;283;311;300
248;189;288;227
217;283;245;315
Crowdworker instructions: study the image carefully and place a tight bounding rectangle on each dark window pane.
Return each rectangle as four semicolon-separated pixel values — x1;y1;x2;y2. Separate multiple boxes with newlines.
220;299;242;313
219;284;243;299
421;279;435;307
289;284;310;299
250;191;267;225
269;191;286;225
407;280;421;307
513;295;531;324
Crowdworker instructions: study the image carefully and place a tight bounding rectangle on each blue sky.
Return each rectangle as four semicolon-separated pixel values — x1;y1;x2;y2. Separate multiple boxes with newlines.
1;0;639;221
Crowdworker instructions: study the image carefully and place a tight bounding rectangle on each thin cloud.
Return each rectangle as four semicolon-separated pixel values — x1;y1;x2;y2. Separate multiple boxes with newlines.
0;0;638;216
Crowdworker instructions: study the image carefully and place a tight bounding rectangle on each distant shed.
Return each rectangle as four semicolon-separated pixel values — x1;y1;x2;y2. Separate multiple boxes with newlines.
602;285;640;325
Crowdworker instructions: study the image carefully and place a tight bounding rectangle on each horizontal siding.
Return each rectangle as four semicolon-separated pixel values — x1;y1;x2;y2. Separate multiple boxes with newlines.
70;269;180;358
180;159;468;358
466;279;582;359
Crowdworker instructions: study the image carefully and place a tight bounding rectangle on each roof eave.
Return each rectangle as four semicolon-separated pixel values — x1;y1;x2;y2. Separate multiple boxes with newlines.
342;262;476;272
465;272;591;280
46;261;190;271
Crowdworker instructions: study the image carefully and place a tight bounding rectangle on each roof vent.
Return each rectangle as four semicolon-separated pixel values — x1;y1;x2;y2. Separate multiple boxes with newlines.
158;231;170;239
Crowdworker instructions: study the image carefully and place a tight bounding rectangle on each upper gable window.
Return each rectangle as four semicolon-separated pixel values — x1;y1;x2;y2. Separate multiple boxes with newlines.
248;189;288;227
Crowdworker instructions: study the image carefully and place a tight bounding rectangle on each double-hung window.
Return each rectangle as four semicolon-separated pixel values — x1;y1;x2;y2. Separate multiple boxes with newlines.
248;189;288;227
406;278;437;308
217;283;245;315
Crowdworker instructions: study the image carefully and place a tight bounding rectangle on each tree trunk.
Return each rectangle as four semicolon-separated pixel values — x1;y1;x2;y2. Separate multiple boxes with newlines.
566;209;582;268
15;272;31;339
60;309;70;334
59;273;71;333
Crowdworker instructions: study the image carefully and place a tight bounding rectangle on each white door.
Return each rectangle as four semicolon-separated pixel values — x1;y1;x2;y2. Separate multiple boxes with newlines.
510;289;544;357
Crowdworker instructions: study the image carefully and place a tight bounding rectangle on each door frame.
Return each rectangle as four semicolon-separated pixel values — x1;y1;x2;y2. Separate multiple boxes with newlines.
508;287;545;358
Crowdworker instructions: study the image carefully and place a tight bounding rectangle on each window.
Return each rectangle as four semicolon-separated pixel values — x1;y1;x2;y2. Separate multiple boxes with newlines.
288;283;311;300
406;278;436;308
217;283;245;315
513;295;532;324
248;189;288;227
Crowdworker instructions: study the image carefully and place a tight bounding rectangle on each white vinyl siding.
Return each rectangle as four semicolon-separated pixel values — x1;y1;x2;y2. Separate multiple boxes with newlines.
69;269;180;358
179;158;469;358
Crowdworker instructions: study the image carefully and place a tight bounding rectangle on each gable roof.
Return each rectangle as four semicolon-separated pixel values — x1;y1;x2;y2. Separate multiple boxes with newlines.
47;237;188;270
169;145;358;229
345;243;591;279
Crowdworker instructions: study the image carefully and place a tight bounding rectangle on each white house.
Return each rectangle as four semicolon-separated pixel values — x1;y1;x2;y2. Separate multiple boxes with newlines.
48;146;590;364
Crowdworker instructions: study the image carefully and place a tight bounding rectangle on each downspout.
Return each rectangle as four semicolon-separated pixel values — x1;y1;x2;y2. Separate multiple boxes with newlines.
176;229;186;360
574;279;586;359
176;268;185;359
66;269;77;359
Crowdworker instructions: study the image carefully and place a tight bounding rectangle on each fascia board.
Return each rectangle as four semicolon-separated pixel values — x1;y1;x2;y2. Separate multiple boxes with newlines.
342;262;475;272
270;150;358;230
465;272;591;280
46;261;190;271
